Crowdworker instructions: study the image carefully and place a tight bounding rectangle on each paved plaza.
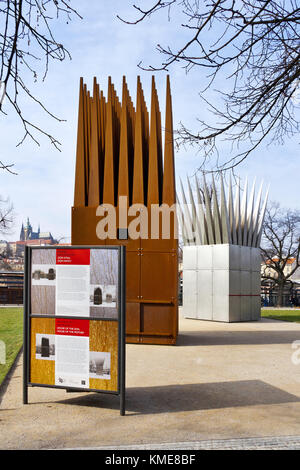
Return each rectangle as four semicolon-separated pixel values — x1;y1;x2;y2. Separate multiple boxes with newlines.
1;314;300;450
82;435;300;450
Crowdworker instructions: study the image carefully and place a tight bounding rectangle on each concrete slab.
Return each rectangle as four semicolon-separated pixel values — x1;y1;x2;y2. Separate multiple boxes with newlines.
0;314;300;449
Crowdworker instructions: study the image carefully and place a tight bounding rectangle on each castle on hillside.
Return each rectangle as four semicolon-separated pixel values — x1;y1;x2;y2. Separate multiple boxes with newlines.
5;218;58;258
19;218;56;243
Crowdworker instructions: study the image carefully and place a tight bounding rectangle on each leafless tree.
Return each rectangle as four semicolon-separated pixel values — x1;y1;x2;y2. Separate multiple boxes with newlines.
261;202;300;307
0;195;14;234
119;1;300;171
0;0;81;172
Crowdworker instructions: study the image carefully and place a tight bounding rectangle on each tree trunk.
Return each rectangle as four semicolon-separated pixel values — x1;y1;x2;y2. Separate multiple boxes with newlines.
276;281;284;307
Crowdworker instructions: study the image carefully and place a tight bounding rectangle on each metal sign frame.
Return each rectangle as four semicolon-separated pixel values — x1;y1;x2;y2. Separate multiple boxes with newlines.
23;245;126;415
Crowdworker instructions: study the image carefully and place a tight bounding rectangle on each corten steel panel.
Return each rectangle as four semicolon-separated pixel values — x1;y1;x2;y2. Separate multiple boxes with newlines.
126;302;140;334
72;207;106;246
140;252;177;302
126;251;140;301
142;303;174;335
72;75;178;345
106;215;141;252
141;211;177;253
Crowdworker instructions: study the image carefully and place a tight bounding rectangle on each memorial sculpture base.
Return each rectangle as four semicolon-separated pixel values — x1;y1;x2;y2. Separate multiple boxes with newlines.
72;207;178;345
72;75;178;345
182;244;261;322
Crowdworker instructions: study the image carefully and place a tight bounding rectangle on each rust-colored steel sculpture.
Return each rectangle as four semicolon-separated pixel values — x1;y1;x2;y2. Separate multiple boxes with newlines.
72;75;178;345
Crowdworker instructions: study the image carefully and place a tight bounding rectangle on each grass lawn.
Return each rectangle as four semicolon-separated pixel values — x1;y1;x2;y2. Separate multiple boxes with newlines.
0;307;23;386
261;309;300;323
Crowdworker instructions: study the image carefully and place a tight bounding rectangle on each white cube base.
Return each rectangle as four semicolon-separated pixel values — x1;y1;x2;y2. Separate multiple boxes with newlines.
183;244;261;322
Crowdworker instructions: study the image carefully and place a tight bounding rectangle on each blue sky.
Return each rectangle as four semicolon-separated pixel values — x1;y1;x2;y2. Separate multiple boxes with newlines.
0;1;299;241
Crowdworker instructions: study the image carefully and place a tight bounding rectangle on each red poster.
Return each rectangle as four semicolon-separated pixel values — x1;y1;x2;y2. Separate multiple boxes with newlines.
56;249;90;265
55;318;89;337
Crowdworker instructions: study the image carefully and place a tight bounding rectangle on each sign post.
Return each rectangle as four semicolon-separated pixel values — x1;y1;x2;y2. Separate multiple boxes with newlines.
23;245;126;415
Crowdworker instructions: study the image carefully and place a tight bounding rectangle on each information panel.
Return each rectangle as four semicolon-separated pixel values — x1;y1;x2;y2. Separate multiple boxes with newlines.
23;246;126;415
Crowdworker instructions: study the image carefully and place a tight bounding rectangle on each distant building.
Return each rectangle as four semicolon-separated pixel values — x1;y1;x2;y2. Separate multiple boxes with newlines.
20;217;56;243
0;271;23;304
261;257;299;280
0;240;8;254
8;218;57;257
261;257;300;307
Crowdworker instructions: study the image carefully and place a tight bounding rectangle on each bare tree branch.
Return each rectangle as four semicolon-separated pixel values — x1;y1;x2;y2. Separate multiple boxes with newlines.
261;201;300;306
0;0;82;171
0;195;14;234
120;0;300;172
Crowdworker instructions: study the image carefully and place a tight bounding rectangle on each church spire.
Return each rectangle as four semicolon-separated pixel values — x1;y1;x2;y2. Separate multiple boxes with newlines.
20;222;25;241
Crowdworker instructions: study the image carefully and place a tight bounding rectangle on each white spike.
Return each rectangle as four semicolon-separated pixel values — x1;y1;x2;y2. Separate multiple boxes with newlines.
212;174;222;244
203;174;215;244
251;181;263;247
220;174;231;244
177;175;269;249
228;174;237;244
256;185;269;247
246;178;256;246
240;177;248;245
195;175;208;245
234;183;243;245
176;194;189;245
180;178;195;245
187;177;202;245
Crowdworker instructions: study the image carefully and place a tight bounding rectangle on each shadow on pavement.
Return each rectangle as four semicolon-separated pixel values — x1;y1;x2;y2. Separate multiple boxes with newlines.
54;379;300;415
177;330;300;346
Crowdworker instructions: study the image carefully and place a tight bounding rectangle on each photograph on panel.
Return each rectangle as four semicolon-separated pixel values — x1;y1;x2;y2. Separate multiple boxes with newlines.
89;351;111;380
32;264;56;285
89;249;118;319
35;334;55;360
90;284;117;308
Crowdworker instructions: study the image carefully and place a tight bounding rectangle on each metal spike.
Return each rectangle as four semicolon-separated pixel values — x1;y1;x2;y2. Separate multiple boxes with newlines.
195;175;208;245
255;185;269;248
246;178;256;246
228;174;237;244
234;183;243;245
220;174;231;244
251;181;263;247
176;194;189;245
240;177;248;245
203;174;215;244
180;178;195;245
187;177;202;245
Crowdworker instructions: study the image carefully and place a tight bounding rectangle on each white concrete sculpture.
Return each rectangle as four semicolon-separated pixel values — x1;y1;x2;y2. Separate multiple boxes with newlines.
179;175;269;322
